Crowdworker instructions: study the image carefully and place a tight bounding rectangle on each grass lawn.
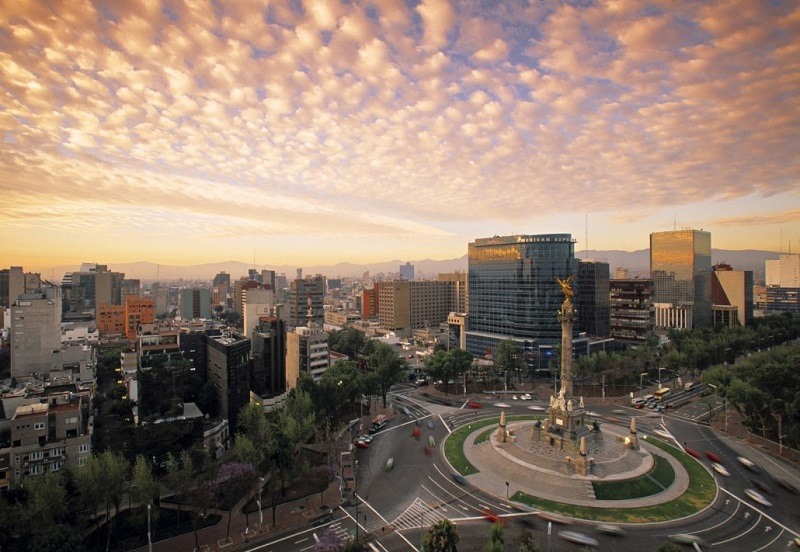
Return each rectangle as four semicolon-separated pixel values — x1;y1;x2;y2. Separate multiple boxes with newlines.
512;437;716;523
474;427;495;445
592;454;675;500
444;415;541;475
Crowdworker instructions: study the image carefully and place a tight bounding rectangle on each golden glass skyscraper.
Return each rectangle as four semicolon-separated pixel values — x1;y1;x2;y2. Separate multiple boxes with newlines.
650;229;712;329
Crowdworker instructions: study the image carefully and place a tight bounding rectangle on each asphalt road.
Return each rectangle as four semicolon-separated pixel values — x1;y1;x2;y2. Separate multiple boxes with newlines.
246;386;800;551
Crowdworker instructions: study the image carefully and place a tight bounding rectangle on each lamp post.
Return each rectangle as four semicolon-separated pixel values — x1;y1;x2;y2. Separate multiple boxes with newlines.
639;372;647;394
354;460;359;543
257;477;264;531
147;504;152;552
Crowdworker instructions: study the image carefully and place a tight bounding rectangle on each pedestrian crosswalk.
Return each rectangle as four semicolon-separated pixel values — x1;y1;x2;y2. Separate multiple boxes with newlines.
391;497;450;531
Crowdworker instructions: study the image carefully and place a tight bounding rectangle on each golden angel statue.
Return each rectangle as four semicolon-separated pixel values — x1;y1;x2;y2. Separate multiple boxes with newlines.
555;275;575;301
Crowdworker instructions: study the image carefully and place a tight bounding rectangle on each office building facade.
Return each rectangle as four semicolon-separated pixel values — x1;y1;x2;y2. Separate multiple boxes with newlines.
10;287;62;378
287;275;325;329
207;334;251;432
180;288;212;320
577;261;610;337
251;317;287;399
650;229;712;329
466;234;579;361
711;263;753;326
610;278;655;343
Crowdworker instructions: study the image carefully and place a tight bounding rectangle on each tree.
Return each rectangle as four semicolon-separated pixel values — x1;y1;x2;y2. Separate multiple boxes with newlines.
483;522;504;552
517;530;541;552
76;450;129;551
314;526;345;552
495;339;526;384
328;327;369;359
238;402;269;444
165;451;193;527
129;455;160;530
368;341;408;406
234;433;265;469
425;349;470;395
423;519;459;552
214;461;258;540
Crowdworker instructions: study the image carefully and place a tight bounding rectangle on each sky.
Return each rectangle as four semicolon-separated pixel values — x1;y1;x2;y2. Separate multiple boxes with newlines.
1;0;799;274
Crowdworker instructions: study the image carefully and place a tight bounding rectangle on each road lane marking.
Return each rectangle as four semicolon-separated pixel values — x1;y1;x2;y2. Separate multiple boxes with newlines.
692;501;740;534
712;513;762;546
720;487;800;539
752;528;784;552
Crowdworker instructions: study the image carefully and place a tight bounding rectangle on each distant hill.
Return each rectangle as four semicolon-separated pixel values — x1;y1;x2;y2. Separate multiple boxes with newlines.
48;248;778;282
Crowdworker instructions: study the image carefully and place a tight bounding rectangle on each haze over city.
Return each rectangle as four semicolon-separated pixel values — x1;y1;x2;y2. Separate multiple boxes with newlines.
1;0;798;273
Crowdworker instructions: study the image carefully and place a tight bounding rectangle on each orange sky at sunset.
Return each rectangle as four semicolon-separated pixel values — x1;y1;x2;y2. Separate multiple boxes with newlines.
1;0;799;274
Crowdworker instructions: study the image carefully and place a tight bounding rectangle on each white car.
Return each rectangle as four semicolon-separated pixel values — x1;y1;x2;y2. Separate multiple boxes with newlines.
711;463;729;476
522;393;532;400
527;405;545;411
737;456;763;474
512;395;518;400
494;403;511;408
558;531;599;547
744;488;772;507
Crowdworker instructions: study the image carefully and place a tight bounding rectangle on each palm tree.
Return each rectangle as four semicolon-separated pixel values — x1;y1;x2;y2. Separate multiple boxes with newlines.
423;519;459;552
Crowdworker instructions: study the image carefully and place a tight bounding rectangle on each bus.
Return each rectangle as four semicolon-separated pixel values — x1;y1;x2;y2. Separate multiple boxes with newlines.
654;387;671;401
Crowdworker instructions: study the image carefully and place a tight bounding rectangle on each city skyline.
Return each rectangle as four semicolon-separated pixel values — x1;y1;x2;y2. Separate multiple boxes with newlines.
2;1;798;272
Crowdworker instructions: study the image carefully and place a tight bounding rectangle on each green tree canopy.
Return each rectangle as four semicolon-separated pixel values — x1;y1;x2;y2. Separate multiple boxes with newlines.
423;519;459;552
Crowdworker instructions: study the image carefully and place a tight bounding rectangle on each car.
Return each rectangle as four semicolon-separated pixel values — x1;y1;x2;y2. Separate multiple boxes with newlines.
494;403;511;408
354;439;369;449
468;402;483;409
654;405;663;412
428;435;435;447
744;488;772;507
402;407;411;416
685;447;702;460
750;479;776;496
385;458;394;471
653;429;672;440
481;508;506;525
704;451;722;463
527;405;545;411
523;393;532;400
669;533;707;547
427;420;434;429
597;523;625;536
512;395;518;400
712;463;730;476
737;456;763;474
558;531;599;547
612;409;625;415
451;473;468;486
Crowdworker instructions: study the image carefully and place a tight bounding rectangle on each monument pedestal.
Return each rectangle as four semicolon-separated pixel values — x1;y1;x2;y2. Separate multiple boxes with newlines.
545;398;593;455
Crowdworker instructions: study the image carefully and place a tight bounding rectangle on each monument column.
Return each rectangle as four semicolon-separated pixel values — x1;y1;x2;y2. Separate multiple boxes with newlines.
557;276;575;398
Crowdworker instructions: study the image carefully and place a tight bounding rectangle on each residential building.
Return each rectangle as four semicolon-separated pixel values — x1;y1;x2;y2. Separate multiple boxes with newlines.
124;296;155;339
362;287;379;319
286;326;329;387
243;288;274;336
180;288;211;320
437;272;468;313
286;275;325;329
711;263;754;327
10;287;61;378
151;283;169;316
400;262;415;281
324;310;362;328
2;390;92;487
577;261;611;337
61;263;124;321
121;279;141;300
97;304;125;335
650;229;712;329
610;278;655;343
207;333;251;432
765;254;800;314
466;234;579;363
251;317;287;400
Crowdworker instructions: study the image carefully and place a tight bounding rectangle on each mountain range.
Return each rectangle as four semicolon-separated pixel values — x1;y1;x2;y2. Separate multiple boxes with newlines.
47;248;779;282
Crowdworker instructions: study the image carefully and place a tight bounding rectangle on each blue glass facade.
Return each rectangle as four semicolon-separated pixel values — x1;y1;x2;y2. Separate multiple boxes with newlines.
466;234;579;360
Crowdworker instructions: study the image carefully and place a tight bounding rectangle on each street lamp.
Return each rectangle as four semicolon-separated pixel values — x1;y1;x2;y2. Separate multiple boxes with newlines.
147;504;152;552
639;372;648;393
257;477;264;531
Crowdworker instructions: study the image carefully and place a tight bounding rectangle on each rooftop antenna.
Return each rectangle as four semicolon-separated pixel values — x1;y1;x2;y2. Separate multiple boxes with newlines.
585;212;588;258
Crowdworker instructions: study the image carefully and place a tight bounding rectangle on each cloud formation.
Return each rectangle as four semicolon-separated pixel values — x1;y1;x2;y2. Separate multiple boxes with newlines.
1;0;798;267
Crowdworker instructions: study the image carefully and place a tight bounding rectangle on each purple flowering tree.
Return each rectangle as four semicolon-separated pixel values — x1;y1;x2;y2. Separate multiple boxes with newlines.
314;527;344;552
214;461;258;540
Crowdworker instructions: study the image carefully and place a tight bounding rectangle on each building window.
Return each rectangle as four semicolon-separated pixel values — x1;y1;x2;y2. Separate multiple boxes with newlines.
33;422;45;430
78;444;90;453
65;416;78;424
29;451;44;461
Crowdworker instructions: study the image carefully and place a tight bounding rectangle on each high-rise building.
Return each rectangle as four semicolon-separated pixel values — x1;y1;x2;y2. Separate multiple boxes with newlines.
286;326;329;387
362;287;379;319
60;264;124;321
243;288;274;336
610;278;654;343
650;229;712;330
1;266;38;308
400;262;415;281
10;287;62;378
151;283;169;316
251;317;287;399
576;261;610;337
206;333;251;432
711;263;754;327
121;279;141;300
124;295;155;339
180;288;211;319
287;275;325;329
260;270;276;291
466;234;579;361
437;272;468;313
764;253;800;314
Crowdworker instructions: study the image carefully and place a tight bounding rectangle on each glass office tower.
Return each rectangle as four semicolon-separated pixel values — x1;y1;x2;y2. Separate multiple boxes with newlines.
650;229;712;329
466;234;579;362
